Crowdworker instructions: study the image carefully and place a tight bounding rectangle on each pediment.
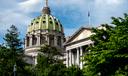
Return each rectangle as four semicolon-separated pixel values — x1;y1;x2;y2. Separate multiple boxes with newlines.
66;27;92;44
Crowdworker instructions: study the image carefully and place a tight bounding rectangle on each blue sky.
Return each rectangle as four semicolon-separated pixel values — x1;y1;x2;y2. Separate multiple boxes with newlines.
0;0;128;44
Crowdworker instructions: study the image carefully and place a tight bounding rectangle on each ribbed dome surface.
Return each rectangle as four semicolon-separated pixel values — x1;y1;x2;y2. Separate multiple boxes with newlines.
27;14;63;33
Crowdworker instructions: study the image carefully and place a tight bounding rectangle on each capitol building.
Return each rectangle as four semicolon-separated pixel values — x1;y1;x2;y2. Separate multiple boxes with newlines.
24;0;93;69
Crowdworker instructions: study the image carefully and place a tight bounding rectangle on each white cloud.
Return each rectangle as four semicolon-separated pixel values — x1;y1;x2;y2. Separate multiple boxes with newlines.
106;0;121;5
0;0;33;43
0;10;31;38
95;0;122;5
18;0;41;13
0;0;127;43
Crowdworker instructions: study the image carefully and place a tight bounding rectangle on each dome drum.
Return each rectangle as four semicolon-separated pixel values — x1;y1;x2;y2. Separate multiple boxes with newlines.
25;32;64;49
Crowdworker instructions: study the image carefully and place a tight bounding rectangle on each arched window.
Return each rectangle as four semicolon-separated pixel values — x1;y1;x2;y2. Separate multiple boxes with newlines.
32;35;37;45
40;34;46;44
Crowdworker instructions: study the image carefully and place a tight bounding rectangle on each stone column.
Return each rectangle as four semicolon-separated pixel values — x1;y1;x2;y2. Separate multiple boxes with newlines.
29;35;33;47
80;47;83;69
35;56;37;65
72;51;74;65
32;56;35;65
47;35;49;45
36;34;40;46
24;38;27;48
66;50;69;67
77;48;80;66
69;50;72;66
54;36;57;46
68;50;69;66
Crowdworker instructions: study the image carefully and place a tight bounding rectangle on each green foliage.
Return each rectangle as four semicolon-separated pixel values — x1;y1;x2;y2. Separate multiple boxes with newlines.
35;45;66;76
35;45;83;76
67;65;83;76
4;25;23;52
83;13;128;76
0;25;30;76
39;45;63;63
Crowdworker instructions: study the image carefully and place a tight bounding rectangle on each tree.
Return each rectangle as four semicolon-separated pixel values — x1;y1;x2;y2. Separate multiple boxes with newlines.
0;25;30;76
67;65;83;76
83;13;128;76
0;45;11;75
35;45;67;76
35;44;84;76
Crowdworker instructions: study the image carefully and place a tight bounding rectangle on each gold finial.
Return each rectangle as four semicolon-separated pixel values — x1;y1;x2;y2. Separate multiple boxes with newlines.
45;0;48;7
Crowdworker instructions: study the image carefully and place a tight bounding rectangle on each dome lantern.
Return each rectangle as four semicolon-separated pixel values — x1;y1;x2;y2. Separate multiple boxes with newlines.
42;7;51;15
42;0;51;14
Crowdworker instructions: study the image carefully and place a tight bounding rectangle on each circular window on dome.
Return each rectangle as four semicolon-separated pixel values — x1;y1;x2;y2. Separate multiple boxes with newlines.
56;22;58;25
49;17;52;20
43;21;46;23
36;21;39;24
50;21;52;24
31;23;33;25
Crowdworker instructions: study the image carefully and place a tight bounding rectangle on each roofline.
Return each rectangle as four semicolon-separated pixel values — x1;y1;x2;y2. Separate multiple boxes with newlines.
65;26;92;43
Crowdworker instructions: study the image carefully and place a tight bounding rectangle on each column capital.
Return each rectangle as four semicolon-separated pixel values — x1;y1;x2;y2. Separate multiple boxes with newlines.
29;34;33;38
68;49;72;52
80;46;82;49
76;47;79;50
36;34;41;37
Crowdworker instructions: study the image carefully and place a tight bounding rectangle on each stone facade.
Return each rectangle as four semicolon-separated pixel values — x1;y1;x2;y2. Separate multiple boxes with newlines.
24;5;65;64
64;27;94;69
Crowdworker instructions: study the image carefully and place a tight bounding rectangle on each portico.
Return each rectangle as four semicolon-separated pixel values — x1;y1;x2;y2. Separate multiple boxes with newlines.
64;27;93;69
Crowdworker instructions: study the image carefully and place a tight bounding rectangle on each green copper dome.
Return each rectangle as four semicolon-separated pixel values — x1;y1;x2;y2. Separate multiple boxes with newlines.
27;7;63;33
